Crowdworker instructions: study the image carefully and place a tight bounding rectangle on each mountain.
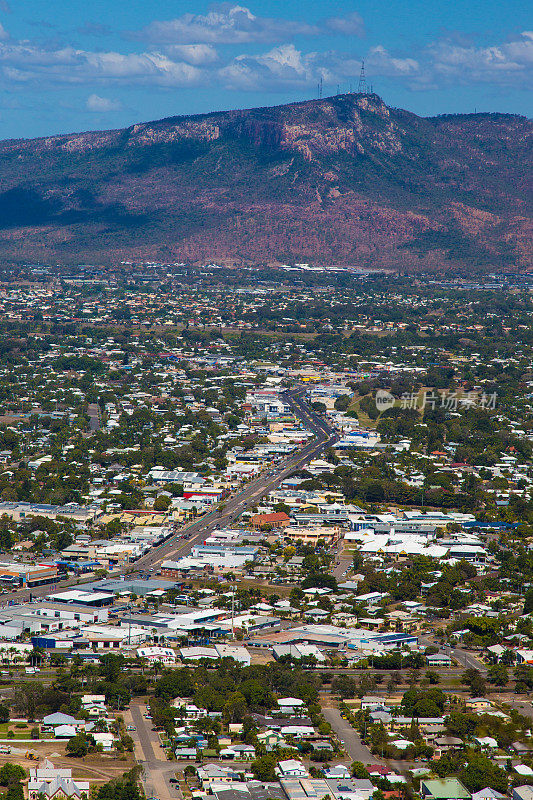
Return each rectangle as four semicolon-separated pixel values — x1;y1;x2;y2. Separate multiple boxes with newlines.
0;93;531;270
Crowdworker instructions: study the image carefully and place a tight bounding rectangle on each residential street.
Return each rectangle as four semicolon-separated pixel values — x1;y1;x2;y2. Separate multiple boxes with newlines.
126;700;177;800
323;707;381;764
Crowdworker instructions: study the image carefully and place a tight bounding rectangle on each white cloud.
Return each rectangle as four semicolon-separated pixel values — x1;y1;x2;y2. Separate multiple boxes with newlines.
0;17;528;101
86;93;121;112
218;29;533;95
0;41;204;86
134;4;319;45
325;12;364;37
429;31;533;84
366;45;419;76
164;43;219;65
219;44;316;91
219;43;418;92
132;4;365;46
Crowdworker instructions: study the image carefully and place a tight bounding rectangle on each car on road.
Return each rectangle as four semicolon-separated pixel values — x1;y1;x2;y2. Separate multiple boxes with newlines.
126;725;136;731
169;779;178;784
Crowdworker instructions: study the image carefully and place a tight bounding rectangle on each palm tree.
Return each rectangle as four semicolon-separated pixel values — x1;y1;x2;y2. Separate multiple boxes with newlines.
30;647;45;667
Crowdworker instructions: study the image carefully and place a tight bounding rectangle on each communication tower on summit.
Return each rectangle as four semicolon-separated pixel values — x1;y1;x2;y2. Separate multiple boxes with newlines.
358;60;367;93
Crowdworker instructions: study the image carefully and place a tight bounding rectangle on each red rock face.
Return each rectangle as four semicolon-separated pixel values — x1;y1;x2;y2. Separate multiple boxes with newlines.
0;94;529;270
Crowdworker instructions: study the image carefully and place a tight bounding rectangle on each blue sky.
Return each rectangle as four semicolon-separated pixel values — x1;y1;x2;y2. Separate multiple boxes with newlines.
0;0;531;139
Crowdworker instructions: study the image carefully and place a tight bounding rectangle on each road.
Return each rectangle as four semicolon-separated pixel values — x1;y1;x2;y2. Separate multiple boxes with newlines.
419;636;487;675
126;700;177;800
323;707;380;764
332;546;354;582
449;646;487;673
506;699;533;720
0;388;336;605
87;403;101;431
131;389;337;570
323;707;420;776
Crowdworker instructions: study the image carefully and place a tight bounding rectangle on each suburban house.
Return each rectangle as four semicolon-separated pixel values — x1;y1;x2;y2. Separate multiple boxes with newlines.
421;779;471;800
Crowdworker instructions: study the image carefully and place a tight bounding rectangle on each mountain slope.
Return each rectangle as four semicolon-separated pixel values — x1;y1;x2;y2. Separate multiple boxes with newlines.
0;94;531;269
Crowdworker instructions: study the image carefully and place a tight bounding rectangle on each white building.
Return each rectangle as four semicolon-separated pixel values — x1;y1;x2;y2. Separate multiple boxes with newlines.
136;646;177;665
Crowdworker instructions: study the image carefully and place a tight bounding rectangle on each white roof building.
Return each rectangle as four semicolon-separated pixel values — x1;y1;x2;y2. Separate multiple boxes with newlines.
136;646;177;664
214;644;251;665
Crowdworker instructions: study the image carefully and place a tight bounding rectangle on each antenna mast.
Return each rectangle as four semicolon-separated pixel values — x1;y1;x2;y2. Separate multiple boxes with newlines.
358;60;367;93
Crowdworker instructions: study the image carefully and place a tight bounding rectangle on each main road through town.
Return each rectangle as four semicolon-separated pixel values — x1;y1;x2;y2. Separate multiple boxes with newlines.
0;389;336;605
131;389;337;570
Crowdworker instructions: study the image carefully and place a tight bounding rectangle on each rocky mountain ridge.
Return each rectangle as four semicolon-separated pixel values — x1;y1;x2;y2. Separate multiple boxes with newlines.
0;93;530;269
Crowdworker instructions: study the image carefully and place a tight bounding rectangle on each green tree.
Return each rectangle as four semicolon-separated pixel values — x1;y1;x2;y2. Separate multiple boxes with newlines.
350;762;370;779
331;675;357;699
223;692;248;723
461;668;486;697
94;770;142;800
460;751;508;793
446;712;477;738
251;755;277;782
334;395;352;412
0;764;25;786
523;586;533;614
99;653;126;683
487;664;508;687
154;495;171;511
66;733;89;757
5;783;23;800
